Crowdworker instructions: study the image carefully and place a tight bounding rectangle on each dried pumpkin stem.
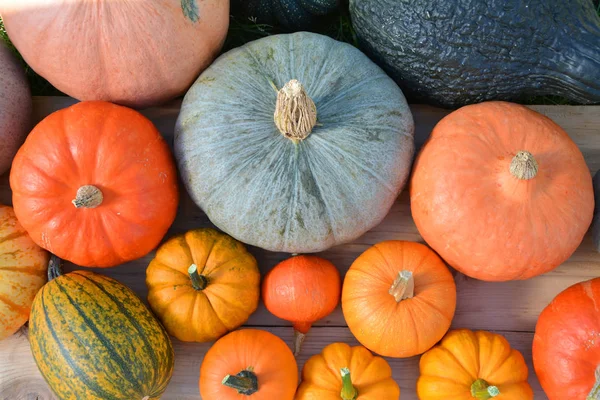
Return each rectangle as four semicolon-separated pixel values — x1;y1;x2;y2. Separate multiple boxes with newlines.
510;151;538;180
222;368;259;395
340;368;358;400
389;270;415;302
72;185;104;208
274;79;317;143
471;379;500;399
586;366;600;399
48;254;63;282
188;264;208;291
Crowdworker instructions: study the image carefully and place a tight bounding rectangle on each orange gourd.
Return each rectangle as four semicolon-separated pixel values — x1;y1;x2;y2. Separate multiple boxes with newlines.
199;329;298;400
262;255;341;355
418;329;533;400
10;101;179;268
533;278;600;400
411;101;594;281
0;205;48;340
146;228;260;342
342;241;456;358
296;342;400;400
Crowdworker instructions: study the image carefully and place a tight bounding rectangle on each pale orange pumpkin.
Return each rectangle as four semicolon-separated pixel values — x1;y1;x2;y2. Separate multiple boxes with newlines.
0;204;48;340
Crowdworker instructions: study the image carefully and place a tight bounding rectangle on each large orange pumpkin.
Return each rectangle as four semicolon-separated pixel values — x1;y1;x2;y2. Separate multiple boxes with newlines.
342;240;456;358
0;204;48;340
199;329;298;400
10;101;179;268
0;0;229;108
533;277;600;400
411;101;594;281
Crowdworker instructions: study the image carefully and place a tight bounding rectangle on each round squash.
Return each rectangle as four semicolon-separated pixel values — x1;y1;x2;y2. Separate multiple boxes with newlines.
0;204;48;341
146;228;260;342
0;41;31;175
29;257;174;400
418;329;533;399
199;329;298;400
594;170;599;252
533;277;600;400
262;255;341;355
175;32;414;253
0;0;229;108
342;240;456;358
296;342;400;400
231;0;340;30
411;101;594;281
10;101;179;268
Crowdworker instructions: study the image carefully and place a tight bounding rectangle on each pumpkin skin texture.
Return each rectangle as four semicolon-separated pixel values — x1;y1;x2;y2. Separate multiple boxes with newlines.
10;101;179;268
199;329;298;400
0;205;48;341
418;329;533;400
0;41;31;175
0;0;229;108
532;278;600;400
175;32;414;254
231;0;340;30
342;241;456;358
29;262;174;400
350;0;600;108
410;101;594;281
146;228;260;342
296;342;400;400
594;170;599;252
262;255;341;355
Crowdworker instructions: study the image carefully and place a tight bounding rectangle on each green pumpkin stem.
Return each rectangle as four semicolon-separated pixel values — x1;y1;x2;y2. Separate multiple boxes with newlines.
72;185;103;208
340;368;358;400
389;270;415;302
48;255;63;281
222;368;259;395
188;264;208;291
586;366;600;400
471;379;500;400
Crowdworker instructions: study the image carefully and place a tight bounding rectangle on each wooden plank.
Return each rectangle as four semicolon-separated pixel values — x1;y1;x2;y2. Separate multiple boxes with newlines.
0;326;543;400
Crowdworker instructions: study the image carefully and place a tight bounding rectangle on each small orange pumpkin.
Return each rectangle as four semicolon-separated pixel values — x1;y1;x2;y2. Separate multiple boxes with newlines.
342;240;456;358
146;228;260;342
0;204;48;340
199;329;298;400
296;342;400;400
262;255;341;355
418;329;533;400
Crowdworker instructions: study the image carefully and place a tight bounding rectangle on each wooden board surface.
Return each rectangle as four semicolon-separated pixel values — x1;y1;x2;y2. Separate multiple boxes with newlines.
0;97;599;400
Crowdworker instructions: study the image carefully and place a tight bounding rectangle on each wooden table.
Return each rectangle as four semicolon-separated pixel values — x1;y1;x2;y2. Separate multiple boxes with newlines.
1;98;599;400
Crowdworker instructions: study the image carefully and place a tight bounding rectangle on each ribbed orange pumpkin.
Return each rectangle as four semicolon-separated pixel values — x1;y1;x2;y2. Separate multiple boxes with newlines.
0;204;48;340
342;240;456;358
411;101;594;281
10;101;179;267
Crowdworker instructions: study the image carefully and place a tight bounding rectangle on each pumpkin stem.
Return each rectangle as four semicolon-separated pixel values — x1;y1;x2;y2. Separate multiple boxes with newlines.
471;379;500;399
292;321;312;357
72;185;104;208
48;254;63;281
188;264;208;291
340;368;358;400
586;365;600;400
222;368;259;395
274;79;317;143
510;151;538;180
389;270;415;302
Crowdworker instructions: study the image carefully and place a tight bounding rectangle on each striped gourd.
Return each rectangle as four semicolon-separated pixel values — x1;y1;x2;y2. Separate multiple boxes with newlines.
29;257;174;400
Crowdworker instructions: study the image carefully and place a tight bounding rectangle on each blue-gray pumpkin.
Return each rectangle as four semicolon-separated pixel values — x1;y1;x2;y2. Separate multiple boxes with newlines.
175;32;414;253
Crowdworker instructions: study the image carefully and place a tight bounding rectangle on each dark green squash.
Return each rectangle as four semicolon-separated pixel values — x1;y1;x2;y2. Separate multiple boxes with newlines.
231;0;340;30
350;0;600;108
29;257;174;400
594;170;600;252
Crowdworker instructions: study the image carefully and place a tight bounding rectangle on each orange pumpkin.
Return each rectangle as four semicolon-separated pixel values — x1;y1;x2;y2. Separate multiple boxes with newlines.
411;101;594;281
10;101;179;268
199;329;298;400
1;0;229;108
418;329;533;400
296;342;400;400
342;240;456;358
262;255;341;355
146;228;260;342
0;204;48;340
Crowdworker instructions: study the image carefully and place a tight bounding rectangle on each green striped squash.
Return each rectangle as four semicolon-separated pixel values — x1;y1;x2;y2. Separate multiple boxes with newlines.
29;258;174;400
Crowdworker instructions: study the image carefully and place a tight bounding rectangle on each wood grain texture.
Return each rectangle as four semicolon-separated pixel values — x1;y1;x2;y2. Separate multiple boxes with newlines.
0;97;599;400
